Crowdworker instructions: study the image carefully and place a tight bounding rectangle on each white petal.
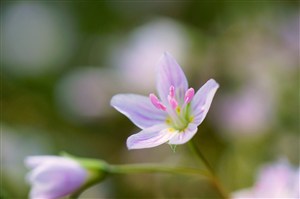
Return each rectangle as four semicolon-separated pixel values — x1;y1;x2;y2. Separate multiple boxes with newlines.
111;94;167;129
191;79;219;125
168;123;198;145
127;124;177;149
156;52;188;105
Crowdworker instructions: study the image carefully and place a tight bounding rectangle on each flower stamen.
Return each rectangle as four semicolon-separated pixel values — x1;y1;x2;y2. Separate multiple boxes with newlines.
165;85;187;130
168;85;178;110
169;85;175;98
168;95;178;110
184;88;195;104
149;93;166;111
149;86;195;131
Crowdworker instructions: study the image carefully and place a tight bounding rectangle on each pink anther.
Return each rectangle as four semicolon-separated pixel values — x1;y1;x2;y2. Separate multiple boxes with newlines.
184;88;195;103
169;85;175;98
168;95;178;110
149;93;166;111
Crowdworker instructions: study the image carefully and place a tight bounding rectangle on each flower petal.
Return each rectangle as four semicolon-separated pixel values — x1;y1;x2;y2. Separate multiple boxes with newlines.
231;188;254;199
25;156;62;169
111;94;167;129
191;79;219;125
156;52;188;105
127;124;177;149
168;123;198;145
27;157;86;199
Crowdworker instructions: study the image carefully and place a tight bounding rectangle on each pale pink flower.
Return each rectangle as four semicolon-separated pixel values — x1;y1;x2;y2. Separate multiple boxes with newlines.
232;159;300;199
25;156;87;199
111;52;219;149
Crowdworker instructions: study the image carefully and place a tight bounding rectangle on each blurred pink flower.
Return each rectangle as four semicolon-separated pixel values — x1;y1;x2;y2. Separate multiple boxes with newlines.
2;2;76;77
232;159;300;199
215;86;273;137
109;18;190;91
25;156;87;199
55;68;120;122
111;52;219;149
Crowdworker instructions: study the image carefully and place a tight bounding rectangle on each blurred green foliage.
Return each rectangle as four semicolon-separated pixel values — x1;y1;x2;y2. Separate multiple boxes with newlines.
1;1;299;198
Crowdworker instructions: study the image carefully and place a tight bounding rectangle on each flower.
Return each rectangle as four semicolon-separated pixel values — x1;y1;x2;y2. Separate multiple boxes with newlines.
110;18;190;91
25;156;87;199
111;52;219;149
215;86;273;137
232;159;300;199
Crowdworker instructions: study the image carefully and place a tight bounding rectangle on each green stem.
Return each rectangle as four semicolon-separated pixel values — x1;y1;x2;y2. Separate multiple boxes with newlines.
188;139;215;174
69;145;230;199
70;162;210;198
188;139;229;199
69;158;109;199
108;164;209;177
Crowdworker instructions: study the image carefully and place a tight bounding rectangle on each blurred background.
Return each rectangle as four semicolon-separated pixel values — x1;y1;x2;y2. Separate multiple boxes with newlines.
1;1;299;198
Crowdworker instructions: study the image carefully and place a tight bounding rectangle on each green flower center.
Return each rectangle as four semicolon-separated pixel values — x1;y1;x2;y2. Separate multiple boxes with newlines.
149;85;195;131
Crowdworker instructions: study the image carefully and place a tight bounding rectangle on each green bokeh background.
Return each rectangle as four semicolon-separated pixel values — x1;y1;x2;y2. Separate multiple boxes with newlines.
1;1;299;198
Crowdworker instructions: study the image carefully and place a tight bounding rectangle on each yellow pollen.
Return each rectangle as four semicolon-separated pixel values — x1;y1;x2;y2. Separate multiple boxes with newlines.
176;107;181;114
189;116;194;122
165;118;171;124
168;128;175;132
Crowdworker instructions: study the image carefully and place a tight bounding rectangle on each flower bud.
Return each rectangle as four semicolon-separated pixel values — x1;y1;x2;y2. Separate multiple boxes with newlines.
25;156;88;199
25;155;109;199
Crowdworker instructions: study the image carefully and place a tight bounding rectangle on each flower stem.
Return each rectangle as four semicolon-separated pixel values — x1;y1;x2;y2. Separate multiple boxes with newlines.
188;139;229;199
188;139;214;173
70;161;210;198
108;164;209;177
70;148;229;199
